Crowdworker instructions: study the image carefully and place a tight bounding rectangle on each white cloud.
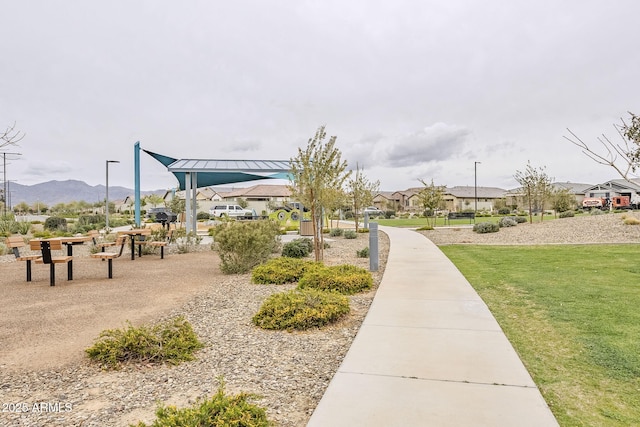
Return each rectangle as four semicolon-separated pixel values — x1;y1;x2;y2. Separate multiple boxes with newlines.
384;123;470;167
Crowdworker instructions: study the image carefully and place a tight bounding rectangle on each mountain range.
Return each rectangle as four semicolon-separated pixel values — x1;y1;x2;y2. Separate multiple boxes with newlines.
3;180;166;207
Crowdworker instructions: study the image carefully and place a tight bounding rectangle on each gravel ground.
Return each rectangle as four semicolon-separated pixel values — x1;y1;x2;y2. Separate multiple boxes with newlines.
0;231;388;427
417;212;640;245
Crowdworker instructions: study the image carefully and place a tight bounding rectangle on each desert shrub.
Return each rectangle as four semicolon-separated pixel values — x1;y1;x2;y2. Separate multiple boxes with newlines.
357;247;369;258
131;379;270;427
499;217;518;228
298;264;372;294
0;219;18;236
15;221;31;235
44;216;67;232
251;257;320;284
357;228;369;233
384;210;395;219
211;220;281;274
559;210;575;218
344;230;357;239
0;242;7;255
252;288;350;331
281;238;313;258
473;222;499;234
513;216;527;223
85;316;203;370
623;217;640;225
498;208;511;215
329;227;344;237
196;211;210;220
590;208;604;215
78;214;104;227
344;211;354;219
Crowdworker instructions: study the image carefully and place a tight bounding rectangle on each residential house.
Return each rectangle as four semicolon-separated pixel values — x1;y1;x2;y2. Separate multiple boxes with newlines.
221;184;292;214
439;186;507;213
582;179;640;206
372;191;398;211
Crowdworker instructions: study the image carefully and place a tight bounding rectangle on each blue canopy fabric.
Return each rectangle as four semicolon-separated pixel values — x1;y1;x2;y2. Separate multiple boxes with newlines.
143;149;291;190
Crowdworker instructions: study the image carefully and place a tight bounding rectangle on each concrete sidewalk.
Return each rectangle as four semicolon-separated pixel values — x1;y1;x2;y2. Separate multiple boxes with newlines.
307;226;558;427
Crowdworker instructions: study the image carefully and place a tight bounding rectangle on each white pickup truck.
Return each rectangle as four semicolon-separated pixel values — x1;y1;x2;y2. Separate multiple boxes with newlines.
209;204;254;218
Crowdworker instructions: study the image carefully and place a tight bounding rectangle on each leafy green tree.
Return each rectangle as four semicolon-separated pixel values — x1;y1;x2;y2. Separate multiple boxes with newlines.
514;161;554;223
323;186;349;229
551;188;576;214
347;164;380;232
236;197;249;209
13;201;30;215
289;125;350;261
416;179;445;227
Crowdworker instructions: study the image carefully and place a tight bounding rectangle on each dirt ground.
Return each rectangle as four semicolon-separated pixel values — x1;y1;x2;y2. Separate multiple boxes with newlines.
0;250;218;372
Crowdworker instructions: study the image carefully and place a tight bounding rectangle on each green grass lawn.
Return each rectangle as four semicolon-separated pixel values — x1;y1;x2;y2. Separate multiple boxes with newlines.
440;244;640;426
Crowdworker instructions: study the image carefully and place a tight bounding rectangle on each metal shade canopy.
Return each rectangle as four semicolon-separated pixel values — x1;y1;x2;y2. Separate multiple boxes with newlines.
142;148;291;233
144;150;290;190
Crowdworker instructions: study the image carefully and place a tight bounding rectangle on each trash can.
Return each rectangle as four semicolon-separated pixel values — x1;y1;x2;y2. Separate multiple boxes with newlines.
300;220;313;236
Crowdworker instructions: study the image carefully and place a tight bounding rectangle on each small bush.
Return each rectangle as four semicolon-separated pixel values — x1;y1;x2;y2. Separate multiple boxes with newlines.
473;222;499;234
298;264;373;294
211;220;281;274
357;247;369;258
559;211;575;218
499;217;518;227
252;288;350;331
329;228;344;237
623;217;640;225
252;257;320;284
131;379;270;427
85;316;203;370
513;216;527;223
196;211;210;220
497;208;511;215
44;216;67;232
590;208;604;215
357;228;369;233
384;210;395;219
281;238;313;258
344;230;357;239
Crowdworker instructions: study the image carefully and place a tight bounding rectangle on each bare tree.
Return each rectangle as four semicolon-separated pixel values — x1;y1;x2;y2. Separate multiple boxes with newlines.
514;161;554;223
565;112;640;183
347;164;380;232
1;122;25;149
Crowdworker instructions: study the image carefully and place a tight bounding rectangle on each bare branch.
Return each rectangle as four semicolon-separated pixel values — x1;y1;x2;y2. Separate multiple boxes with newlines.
1;122;25;148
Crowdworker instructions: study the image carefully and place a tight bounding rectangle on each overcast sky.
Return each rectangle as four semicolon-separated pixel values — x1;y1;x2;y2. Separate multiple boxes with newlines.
2;0;639;192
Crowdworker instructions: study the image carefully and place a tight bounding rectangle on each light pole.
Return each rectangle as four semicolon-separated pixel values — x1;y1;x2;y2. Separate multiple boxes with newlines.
2;152;21;217
474;161;481;215
105;160;120;231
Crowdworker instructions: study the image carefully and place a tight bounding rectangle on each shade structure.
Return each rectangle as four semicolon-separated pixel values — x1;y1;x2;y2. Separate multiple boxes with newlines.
142;149;291;233
144;150;290;190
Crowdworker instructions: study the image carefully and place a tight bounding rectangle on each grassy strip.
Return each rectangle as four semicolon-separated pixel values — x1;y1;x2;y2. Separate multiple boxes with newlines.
441;244;640;426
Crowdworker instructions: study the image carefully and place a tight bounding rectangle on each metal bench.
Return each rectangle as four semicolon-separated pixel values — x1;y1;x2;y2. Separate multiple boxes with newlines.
5;235;42;282
446;212;476;224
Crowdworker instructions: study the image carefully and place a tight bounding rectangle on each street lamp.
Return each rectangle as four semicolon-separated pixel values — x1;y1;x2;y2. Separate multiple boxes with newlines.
105;160;120;231
474;161;481;215
2;152;21;217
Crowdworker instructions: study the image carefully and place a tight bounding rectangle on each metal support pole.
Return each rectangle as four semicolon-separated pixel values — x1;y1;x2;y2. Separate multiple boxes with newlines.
369;222;379;272
134;142;141;227
474;161;481;219
185;172;192;234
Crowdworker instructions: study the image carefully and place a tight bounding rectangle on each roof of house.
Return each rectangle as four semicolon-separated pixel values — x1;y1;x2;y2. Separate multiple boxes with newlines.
444;186;507;198
584;179;640;193
223;184;292;198
551;182;594;194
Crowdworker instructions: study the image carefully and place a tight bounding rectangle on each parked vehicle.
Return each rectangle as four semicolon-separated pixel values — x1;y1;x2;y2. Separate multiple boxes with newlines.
582;196;634;210
363;206;383;216
210;204;254;218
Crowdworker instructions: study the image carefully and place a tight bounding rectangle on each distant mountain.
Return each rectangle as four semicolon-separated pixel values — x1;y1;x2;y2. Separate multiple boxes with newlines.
5;180;166;207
